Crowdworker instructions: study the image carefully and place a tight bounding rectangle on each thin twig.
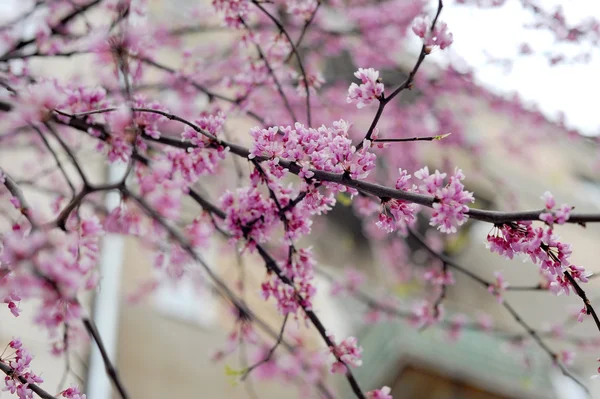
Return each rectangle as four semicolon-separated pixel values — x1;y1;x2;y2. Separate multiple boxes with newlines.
357;0;444;149
239;18;298;123
0;167;36;226
242;314;289;380
252;1;312;125
82;318;130;399
31;124;76;196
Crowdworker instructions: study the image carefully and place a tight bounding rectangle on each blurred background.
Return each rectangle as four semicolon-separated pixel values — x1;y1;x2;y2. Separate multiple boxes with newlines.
1;0;600;398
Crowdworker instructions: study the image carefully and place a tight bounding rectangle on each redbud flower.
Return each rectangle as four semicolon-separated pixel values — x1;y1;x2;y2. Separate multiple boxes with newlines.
213;0;249;28
61;386;86;399
558;350;575;366
367;386;393;399
487;271;509;303
329;335;363;374
1;338;43;398
539;192;572;226
412;16;453;49
347;68;384;108
415;167;474;233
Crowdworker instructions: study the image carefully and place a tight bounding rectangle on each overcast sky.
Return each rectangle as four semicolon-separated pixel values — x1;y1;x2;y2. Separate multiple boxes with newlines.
435;0;600;136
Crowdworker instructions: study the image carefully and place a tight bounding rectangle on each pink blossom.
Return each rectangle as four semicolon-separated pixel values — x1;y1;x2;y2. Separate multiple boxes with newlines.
330;268;366;296
409;301;442;329
249;120;377;180
286;0;319;19
347;68;385;108
541;191;556;210
577;307;587;323
182;112;225;144
376;169;419;234
423;267;455;286
61;386;86;399
367;386;393;399
558;350;575;366
329;335;363;374
5;292;22;317
447;314;467;342
415;167;474;233
213;0;250;28
412;16;453;49
487;222;587;295
296;72;325;97
487;271;509;303
539;192;572;226
185;216;214;249
592;358;600;380
1;338;43;398
220;187;279;245
9;197;21;210
11;81;66;124
476;313;494;332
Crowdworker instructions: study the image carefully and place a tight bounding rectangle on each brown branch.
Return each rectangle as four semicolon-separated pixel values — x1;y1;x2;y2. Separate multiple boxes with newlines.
502;301;590;397
52;105;600;226
44;123;89;187
242;314;289;380
564;272;600;333
30;124;76;196
82;318;130;399
0;167;36;226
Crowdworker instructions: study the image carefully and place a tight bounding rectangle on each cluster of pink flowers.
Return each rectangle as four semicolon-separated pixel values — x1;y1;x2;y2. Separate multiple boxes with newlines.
285;0;319;19
367;386;393;399
487;218;588;295
295;72;325;97
249;120;377;180
415;167;474;233
446;314;468;342
330;268;366;296
1;339;43;399
0;217;103;340
376;167;473;235
539;191;572;226
10;81;65;125
61;85;109;115
412;16;454;50
487;271;509;303
261;273;314;316
328;335;363;374
376;169;419;234
220;187;279;245
101;97;166;162
424;266;455;287
261;248;317;316
185;214;215;249
60;386;86;399
347;68;385;108
408;300;443;329
183;112;226;142
213;307;258;361
212;0;250;28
